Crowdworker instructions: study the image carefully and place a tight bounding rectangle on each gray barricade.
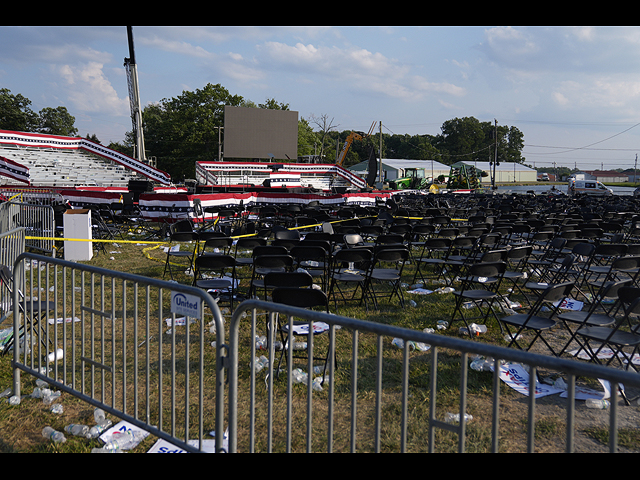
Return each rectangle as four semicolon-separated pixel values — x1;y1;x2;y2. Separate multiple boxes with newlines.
0;227;25;324
0;201;55;255
228;299;640;453
10;252;227;453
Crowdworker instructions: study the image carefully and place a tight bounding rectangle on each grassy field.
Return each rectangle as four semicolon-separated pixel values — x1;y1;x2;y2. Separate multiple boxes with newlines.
1;230;638;453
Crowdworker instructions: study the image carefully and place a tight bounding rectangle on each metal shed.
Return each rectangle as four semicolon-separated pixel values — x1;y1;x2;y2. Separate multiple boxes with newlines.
458;161;538;184
348;158;450;183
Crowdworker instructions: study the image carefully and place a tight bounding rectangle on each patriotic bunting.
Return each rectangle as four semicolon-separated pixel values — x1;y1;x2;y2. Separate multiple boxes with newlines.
0;155;30;184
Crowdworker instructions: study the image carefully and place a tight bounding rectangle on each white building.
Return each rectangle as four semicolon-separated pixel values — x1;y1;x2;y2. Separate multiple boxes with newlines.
348;158;450;183
459;161;538;184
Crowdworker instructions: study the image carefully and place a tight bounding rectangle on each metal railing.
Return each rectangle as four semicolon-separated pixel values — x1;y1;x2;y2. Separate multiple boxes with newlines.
228;298;640;453
0;201;55;255
0;227;25;323
10;252;226;453
8;252;640;453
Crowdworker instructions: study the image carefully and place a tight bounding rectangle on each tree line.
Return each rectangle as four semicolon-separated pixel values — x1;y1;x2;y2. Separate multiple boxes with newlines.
1;85;526;182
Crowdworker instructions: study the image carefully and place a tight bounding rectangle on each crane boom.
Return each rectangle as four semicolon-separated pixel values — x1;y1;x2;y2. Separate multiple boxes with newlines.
124;26;146;163
336;121;376;167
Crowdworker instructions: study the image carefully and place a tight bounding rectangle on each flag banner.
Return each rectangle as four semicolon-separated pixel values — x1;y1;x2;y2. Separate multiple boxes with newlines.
0;155;29;184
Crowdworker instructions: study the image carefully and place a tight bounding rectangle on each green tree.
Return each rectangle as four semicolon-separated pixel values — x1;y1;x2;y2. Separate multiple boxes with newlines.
433;117;525;166
0;88;39;132
298;117;318;157
85;133;101;144
434;117;489;164
38;106;78;137
142;83;245;179
384;133;439;160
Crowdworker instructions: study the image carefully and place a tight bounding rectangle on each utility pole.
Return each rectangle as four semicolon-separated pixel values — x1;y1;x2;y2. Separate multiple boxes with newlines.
215;126;223;161
492;119;498;190
379;121;383;184
635;154;638;185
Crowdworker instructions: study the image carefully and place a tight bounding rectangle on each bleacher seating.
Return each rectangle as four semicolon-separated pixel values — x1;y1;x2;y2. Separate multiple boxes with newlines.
0;144;146;188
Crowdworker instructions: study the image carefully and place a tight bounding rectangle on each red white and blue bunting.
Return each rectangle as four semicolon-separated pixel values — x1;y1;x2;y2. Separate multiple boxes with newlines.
0;155;30;184
0;130;171;185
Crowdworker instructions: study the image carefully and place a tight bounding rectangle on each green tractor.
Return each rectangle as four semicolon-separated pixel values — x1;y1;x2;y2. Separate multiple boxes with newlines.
390;168;430;190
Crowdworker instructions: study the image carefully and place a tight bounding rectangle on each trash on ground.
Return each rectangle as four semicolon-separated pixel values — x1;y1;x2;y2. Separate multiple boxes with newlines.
445;412;473;424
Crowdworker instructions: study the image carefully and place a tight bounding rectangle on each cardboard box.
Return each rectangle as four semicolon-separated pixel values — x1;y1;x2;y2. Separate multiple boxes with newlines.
63;209;93;261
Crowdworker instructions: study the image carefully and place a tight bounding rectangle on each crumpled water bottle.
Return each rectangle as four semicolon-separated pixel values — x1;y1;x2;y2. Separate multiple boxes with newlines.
65;424;90;438
585;398;610;410
99;430;146;451
42;426;66;443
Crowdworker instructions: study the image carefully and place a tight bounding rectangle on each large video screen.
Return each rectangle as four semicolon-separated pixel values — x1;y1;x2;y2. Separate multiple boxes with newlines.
223;106;298;160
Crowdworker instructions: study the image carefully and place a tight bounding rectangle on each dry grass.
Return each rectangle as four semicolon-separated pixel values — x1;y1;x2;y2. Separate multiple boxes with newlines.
0;232;639;453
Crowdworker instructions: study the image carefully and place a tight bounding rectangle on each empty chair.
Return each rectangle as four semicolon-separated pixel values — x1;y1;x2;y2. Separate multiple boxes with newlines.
200;236;233;255
163;224;199;281
557;279;630;357
192;254;238;310
363;247;410;309
248;254;294;299
573;286;640;372
271;286;334;382
272;229;301;251
583;254;640;299
529;237;567;276
412;237;453;285
500;281;575;355
290;244;330;291
263;271;314;300
582;243;629;285
343;233;368;249
450;261;508;336
233;237;267;269
327;248;373;311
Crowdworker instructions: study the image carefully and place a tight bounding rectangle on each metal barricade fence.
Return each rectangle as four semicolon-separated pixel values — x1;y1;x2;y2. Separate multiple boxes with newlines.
228;299;640;453
10;252;227;453
0;201;55;255
0;227;25;322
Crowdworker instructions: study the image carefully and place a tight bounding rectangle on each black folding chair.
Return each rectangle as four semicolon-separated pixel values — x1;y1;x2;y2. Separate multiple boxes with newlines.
271;286;334;383
450;261;508;336
574;286;640;373
557;279;630;357
363;247;410;309
163;223;199;281
192;254;239;310
500;281;575;355
327;248;373;311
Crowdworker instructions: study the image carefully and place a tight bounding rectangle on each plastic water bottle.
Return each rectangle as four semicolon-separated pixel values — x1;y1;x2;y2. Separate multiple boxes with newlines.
88;422;109;439
43;390;61;405
585;398;610;410
100;430;145;451
42;426;66;443
94;408;112;427
65;424;90;438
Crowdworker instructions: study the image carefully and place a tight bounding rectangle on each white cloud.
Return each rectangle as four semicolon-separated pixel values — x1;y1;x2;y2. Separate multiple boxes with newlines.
257;41;465;101
57;62;129;116
553;91;570;107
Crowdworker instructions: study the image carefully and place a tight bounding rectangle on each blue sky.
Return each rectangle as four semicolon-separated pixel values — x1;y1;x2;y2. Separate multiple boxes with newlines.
2;25;640;171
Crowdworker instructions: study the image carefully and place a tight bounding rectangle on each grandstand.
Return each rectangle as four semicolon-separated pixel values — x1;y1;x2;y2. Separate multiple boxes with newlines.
0;143;144;188
0;130;171;188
